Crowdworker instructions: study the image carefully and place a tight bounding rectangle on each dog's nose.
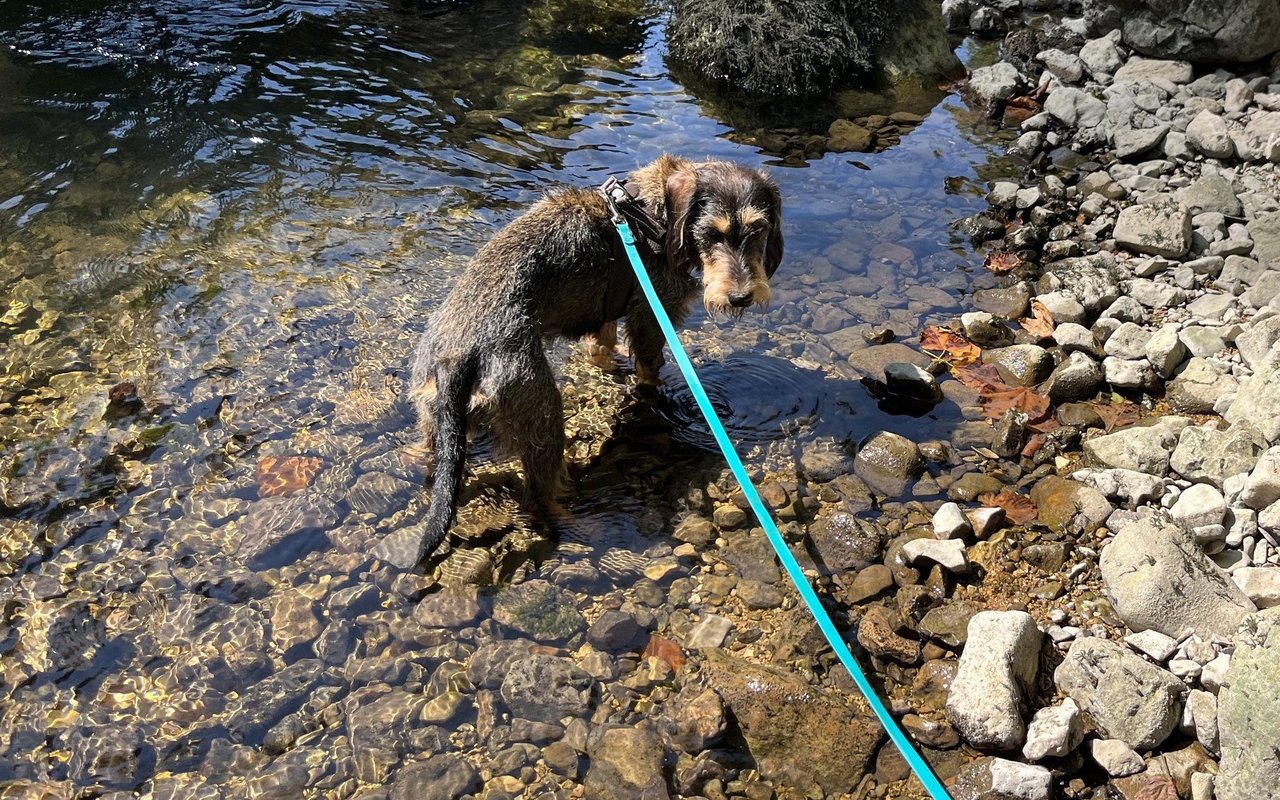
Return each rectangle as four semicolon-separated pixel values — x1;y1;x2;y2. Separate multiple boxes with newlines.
728;291;753;308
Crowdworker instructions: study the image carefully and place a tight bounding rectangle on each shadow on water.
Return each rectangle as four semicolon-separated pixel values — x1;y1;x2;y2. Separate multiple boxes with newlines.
0;0;1023;795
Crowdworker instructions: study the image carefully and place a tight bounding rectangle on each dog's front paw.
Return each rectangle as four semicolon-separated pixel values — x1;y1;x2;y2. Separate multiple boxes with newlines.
635;361;664;386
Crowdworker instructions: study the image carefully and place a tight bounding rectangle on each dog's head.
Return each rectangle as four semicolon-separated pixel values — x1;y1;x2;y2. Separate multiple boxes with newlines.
665;161;784;317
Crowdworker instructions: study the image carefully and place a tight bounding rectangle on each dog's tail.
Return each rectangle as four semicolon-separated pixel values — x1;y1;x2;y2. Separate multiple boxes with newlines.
419;355;478;560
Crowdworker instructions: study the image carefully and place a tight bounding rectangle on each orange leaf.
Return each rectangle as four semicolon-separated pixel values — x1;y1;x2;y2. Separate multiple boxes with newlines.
984;251;1022;275
1019;300;1055;340
1021;432;1047;458
951;363;1005;392
643;634;687;671
921;325;981;366
977;490;1038;525
256;456;324;498
980;385;1051;423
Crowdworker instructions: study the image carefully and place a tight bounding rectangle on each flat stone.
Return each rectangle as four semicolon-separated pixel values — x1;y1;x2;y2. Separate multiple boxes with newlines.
1103;322;1153;359
1037;48;1084;83
1168;357;1237;414
500;655;594;723
1089;739;1145;777
901;538;968;573
983;344;1055;387
1031;475;1113;537
1045;86;1107;128
1226;351;1280;445
946;611;1042;751
1103;356;1161;391
1083;417;1189;476
1180;325;1227;358
1073;467;1165;508
1114;124;1170;159
1055;637;1185;750
1125;629;1180;662
1177;174;1243;216
1233;567;1280;609
1170;424;1264;487
1114;58;1193;85
1100;513;1256;639
1186;111;1235;158
1247;210;1280;265
1114;203;1192;258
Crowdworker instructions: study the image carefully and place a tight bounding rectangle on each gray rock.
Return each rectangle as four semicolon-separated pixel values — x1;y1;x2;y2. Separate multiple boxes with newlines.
1186;291;1235;322
1080;37;1123;78
1233;567;1280;609
960;311;1014;347
1248;211;1280;265
1186;111;1235;158
1104;356;1161;390
1125;629;1180;662
1145;324;1187;378
1083;417;1189;475
1089;738;1146;777
389;756;480;800
1022;699;1084;761
968;62;1023;111
1225;78;1255;113
902;538;968;573
854;431;924;496
1178;174;1243;217
1170;424;1264;487
1100;514;1256;639
1046;86;1107;128
1168;357;1237;414
1054;322;1100;355
1170;483;1227;529
1180;325;1227;358
946;611;1043;751
932;502;972;540
1242;448;1280;511
1054;637;1185;750
1036;291;1087;324
1114;124;1170;159
1111;0;1280;63
1114;203;1192;258
1073;467;1165;508
1103;322;1152;359
500;655;594;722
1114;57;1193;85
1243;270;1280;309
989;759;1053;800
1038;48;1085;83
983;344;1055;387
1235;315;1280;371
884;362;941;402
1217;608;1280;800
1046;351;1104;402
584;726;669;800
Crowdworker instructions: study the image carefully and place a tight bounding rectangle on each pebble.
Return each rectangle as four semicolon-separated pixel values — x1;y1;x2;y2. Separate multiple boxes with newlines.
932;502;972;539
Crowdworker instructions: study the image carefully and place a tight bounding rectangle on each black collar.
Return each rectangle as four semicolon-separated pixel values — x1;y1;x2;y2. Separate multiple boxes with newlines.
600;175;666;255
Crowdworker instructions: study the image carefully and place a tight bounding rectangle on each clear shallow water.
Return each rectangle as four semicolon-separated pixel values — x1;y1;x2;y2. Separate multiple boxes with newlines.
0;1;1015;794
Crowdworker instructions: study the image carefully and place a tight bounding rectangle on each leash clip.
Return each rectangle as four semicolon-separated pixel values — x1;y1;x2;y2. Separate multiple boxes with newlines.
601;175;630;225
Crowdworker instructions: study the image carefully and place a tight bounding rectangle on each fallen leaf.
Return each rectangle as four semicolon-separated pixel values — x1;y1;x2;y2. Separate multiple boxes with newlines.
1133;776;1177;800
1019;299;1055;339
984;251;1022;275
980;385;1051;423
256;456;324;498
977;490;1038;525
1021;432;1047;458
1006;94;1042;111
921;325;981;366
951;363;1005;392
643;634;687;671
1094;401;1141;432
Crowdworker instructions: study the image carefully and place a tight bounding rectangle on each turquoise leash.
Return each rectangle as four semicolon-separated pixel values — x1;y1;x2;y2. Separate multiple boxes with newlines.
609;211;951;800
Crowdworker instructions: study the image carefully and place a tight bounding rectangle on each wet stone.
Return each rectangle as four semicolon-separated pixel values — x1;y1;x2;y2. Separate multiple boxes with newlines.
719;529;781;583
973;283;1032;319
983;344;1054;387
491;580;584;642
857;604;920;664
854;430;924;496
500;654;593;723
919;599;984;647
236;494;340;566
948;472;1005;502
798;442;856;483
389;756;480;800
808;511;885;572
347;472;415;518
584;725;669;800
845;564;894;603
586;610;643;652
268;593;323;654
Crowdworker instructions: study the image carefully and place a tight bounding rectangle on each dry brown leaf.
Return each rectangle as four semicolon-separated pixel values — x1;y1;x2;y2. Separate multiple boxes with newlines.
256;455;324;498
643;634;687;671
1133;776;1177;800
1021;432;1047;458
1019;299;1055;340
977;490;1038;525
984;251;1023;275
980;385;1051;423
921;325;981;366
1094;401;1141;432
950;363;1005;391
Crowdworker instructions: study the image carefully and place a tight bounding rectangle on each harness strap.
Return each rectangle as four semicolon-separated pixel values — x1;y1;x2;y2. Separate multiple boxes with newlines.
605;208;951;800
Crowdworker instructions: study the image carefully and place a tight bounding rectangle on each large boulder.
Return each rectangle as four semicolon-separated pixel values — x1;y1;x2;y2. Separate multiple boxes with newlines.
1054;637;1185;750
1099;514;1256;639
1227;350;1280;446
1085;0;1280;63
700;649;881;794
1217;609;1280;800
667;0;960;99
946;611;1043;750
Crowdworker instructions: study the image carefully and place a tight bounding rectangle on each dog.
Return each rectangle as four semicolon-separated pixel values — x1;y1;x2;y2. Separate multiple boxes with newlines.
404;154;784;563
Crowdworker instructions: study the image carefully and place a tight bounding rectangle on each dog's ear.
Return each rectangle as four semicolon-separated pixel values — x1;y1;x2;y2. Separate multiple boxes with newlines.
665;168;698;271
762;177;784;278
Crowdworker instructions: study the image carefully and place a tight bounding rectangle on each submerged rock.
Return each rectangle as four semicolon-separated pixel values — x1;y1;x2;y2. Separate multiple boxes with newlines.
584;725;669;800
853;430;924;496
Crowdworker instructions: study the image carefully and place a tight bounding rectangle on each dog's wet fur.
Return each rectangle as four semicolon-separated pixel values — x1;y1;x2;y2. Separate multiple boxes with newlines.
406;155;783;563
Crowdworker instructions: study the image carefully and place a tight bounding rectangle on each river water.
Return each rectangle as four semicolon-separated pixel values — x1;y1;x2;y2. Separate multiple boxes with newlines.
0;1;1014;795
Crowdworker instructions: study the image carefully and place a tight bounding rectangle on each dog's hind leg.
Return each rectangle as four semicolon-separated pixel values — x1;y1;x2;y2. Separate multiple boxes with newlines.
491;346;567;518
581;321;618;371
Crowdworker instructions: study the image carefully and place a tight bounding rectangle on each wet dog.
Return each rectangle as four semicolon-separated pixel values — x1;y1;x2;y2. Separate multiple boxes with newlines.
404;154;783;563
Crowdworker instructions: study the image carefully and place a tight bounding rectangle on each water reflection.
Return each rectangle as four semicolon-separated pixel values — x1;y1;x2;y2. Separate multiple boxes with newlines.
0;0;1017;796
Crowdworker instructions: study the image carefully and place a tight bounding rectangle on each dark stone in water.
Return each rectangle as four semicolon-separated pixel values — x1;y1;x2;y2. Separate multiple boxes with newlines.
958;213;1006;243
491;580;585;643
389;755;480;800
225;659;334;745
808;512;886;572
587;609;644;652
500;654;594;723
67;723;154;790
584;725;669;800
236;494;339;569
